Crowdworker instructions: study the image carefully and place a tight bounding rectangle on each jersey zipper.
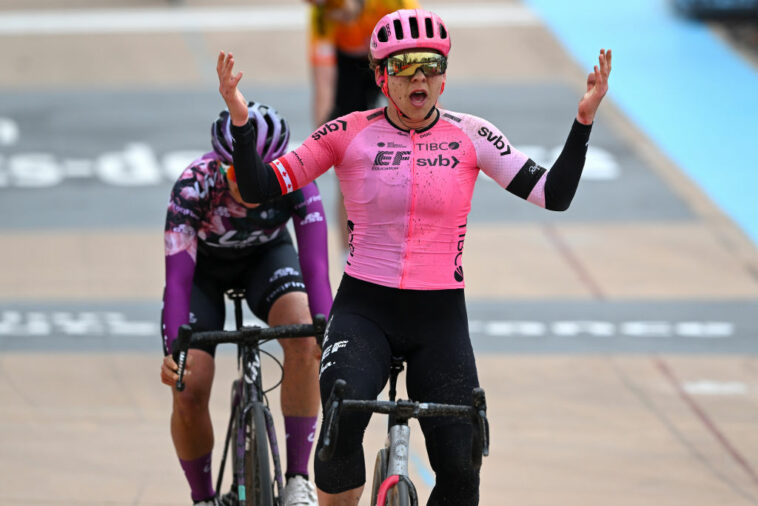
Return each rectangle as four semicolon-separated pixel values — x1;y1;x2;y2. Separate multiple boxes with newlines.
400;130;417;289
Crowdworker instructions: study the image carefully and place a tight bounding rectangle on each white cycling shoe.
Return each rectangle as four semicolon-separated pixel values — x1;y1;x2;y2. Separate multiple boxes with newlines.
193;497;222;506
282;475;318;505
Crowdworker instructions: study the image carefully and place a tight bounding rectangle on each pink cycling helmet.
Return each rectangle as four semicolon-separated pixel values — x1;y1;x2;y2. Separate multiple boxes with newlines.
370;9;451;60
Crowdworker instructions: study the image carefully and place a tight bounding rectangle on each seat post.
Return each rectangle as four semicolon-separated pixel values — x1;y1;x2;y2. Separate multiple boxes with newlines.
388;356;405;402
387;356;405;430
226;288;246;330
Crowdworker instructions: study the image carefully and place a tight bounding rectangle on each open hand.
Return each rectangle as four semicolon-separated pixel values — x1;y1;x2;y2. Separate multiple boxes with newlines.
577;49;612;125
217;51;250;127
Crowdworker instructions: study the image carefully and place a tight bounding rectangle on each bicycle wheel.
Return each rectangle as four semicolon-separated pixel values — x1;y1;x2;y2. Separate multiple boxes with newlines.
388;480;411;506
233;403;273;506
370;448;388;506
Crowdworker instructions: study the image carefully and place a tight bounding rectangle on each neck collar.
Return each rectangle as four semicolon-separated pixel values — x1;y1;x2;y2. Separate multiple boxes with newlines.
384;107;440;133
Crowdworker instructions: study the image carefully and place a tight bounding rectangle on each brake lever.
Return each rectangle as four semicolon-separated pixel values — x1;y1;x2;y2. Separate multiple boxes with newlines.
313;314;327;348
472;387;489;457
317;379;347;461
172;325;193;392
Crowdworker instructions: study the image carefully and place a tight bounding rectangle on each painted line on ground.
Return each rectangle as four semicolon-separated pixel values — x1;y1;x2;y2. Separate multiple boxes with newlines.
0;309;739;339
0;139;622;189
0;3;538;35
683;381;748;395
655;358;758;486
543;223;606;300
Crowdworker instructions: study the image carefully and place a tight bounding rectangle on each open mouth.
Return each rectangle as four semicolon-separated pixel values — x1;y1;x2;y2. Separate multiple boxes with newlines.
409;91;428;107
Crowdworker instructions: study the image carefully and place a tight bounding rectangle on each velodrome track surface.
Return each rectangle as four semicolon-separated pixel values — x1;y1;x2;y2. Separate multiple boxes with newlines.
1;1;757;504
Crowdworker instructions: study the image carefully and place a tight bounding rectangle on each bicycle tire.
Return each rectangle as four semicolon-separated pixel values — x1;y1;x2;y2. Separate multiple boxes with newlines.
388;480;411;506
233;403;273;506
370;448;388;506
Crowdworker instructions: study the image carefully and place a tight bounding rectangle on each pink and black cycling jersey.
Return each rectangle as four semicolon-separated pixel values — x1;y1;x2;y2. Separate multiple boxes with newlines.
232;108;591;290
162;152;332;351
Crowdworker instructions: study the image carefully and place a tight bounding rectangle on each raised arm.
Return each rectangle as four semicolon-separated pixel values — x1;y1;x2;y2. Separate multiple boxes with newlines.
216;51;283;203
476;49;612;211
217;51;249;127
543;48;612;209
576;49;612;125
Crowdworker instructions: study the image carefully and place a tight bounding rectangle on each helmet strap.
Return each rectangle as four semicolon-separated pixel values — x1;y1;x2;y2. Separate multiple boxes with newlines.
381;66;408;120
381;66;439;130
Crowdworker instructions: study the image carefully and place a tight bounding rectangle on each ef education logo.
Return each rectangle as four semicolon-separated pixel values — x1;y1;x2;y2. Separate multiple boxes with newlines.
311;119;347;141
477;126;511;156
377;141;405;149
373;150;410;170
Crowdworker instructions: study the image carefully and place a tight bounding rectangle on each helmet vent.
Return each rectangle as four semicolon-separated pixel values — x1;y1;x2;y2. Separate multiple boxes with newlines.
279;119;289;145
263;113;275;144
212;101;289;164
370;9;450;59
409;17;419;39
393;19;404;40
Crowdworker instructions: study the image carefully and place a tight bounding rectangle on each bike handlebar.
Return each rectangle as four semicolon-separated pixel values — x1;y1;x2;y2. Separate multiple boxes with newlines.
172;314;327;392
317;379;490;462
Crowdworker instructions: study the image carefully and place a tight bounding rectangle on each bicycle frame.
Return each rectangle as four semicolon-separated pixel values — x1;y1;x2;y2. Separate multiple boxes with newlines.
380;358;416;506
224;289;280;503
173;291;326;506
216;290;283;502
318;359;489;506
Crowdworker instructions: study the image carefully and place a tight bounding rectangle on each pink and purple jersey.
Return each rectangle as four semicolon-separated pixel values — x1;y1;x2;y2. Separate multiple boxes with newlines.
162;153;332;350
264;108;587;290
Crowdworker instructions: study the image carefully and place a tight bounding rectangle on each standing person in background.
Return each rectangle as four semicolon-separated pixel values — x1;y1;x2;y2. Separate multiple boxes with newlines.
218;7;611;504
308;0;419;126
160;102;331;506
307;0;420;253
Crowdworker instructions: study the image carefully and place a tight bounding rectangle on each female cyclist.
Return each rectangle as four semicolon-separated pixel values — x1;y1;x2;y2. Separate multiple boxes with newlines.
160;102;331;506
216;8;611;505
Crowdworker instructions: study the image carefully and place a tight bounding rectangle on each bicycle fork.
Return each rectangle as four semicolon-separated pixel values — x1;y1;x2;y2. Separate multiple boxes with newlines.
377;356;419;506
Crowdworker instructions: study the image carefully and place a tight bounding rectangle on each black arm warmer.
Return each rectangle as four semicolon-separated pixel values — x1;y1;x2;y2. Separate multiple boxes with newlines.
543;119;592;211
230;121;283;203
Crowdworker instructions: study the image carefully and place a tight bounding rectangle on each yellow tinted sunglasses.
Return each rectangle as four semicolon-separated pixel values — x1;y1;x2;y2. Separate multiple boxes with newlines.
386;51;448;77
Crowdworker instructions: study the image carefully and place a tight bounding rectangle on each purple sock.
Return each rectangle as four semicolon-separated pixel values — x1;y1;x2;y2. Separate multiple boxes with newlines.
179;452;215;502
284;416;318;478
